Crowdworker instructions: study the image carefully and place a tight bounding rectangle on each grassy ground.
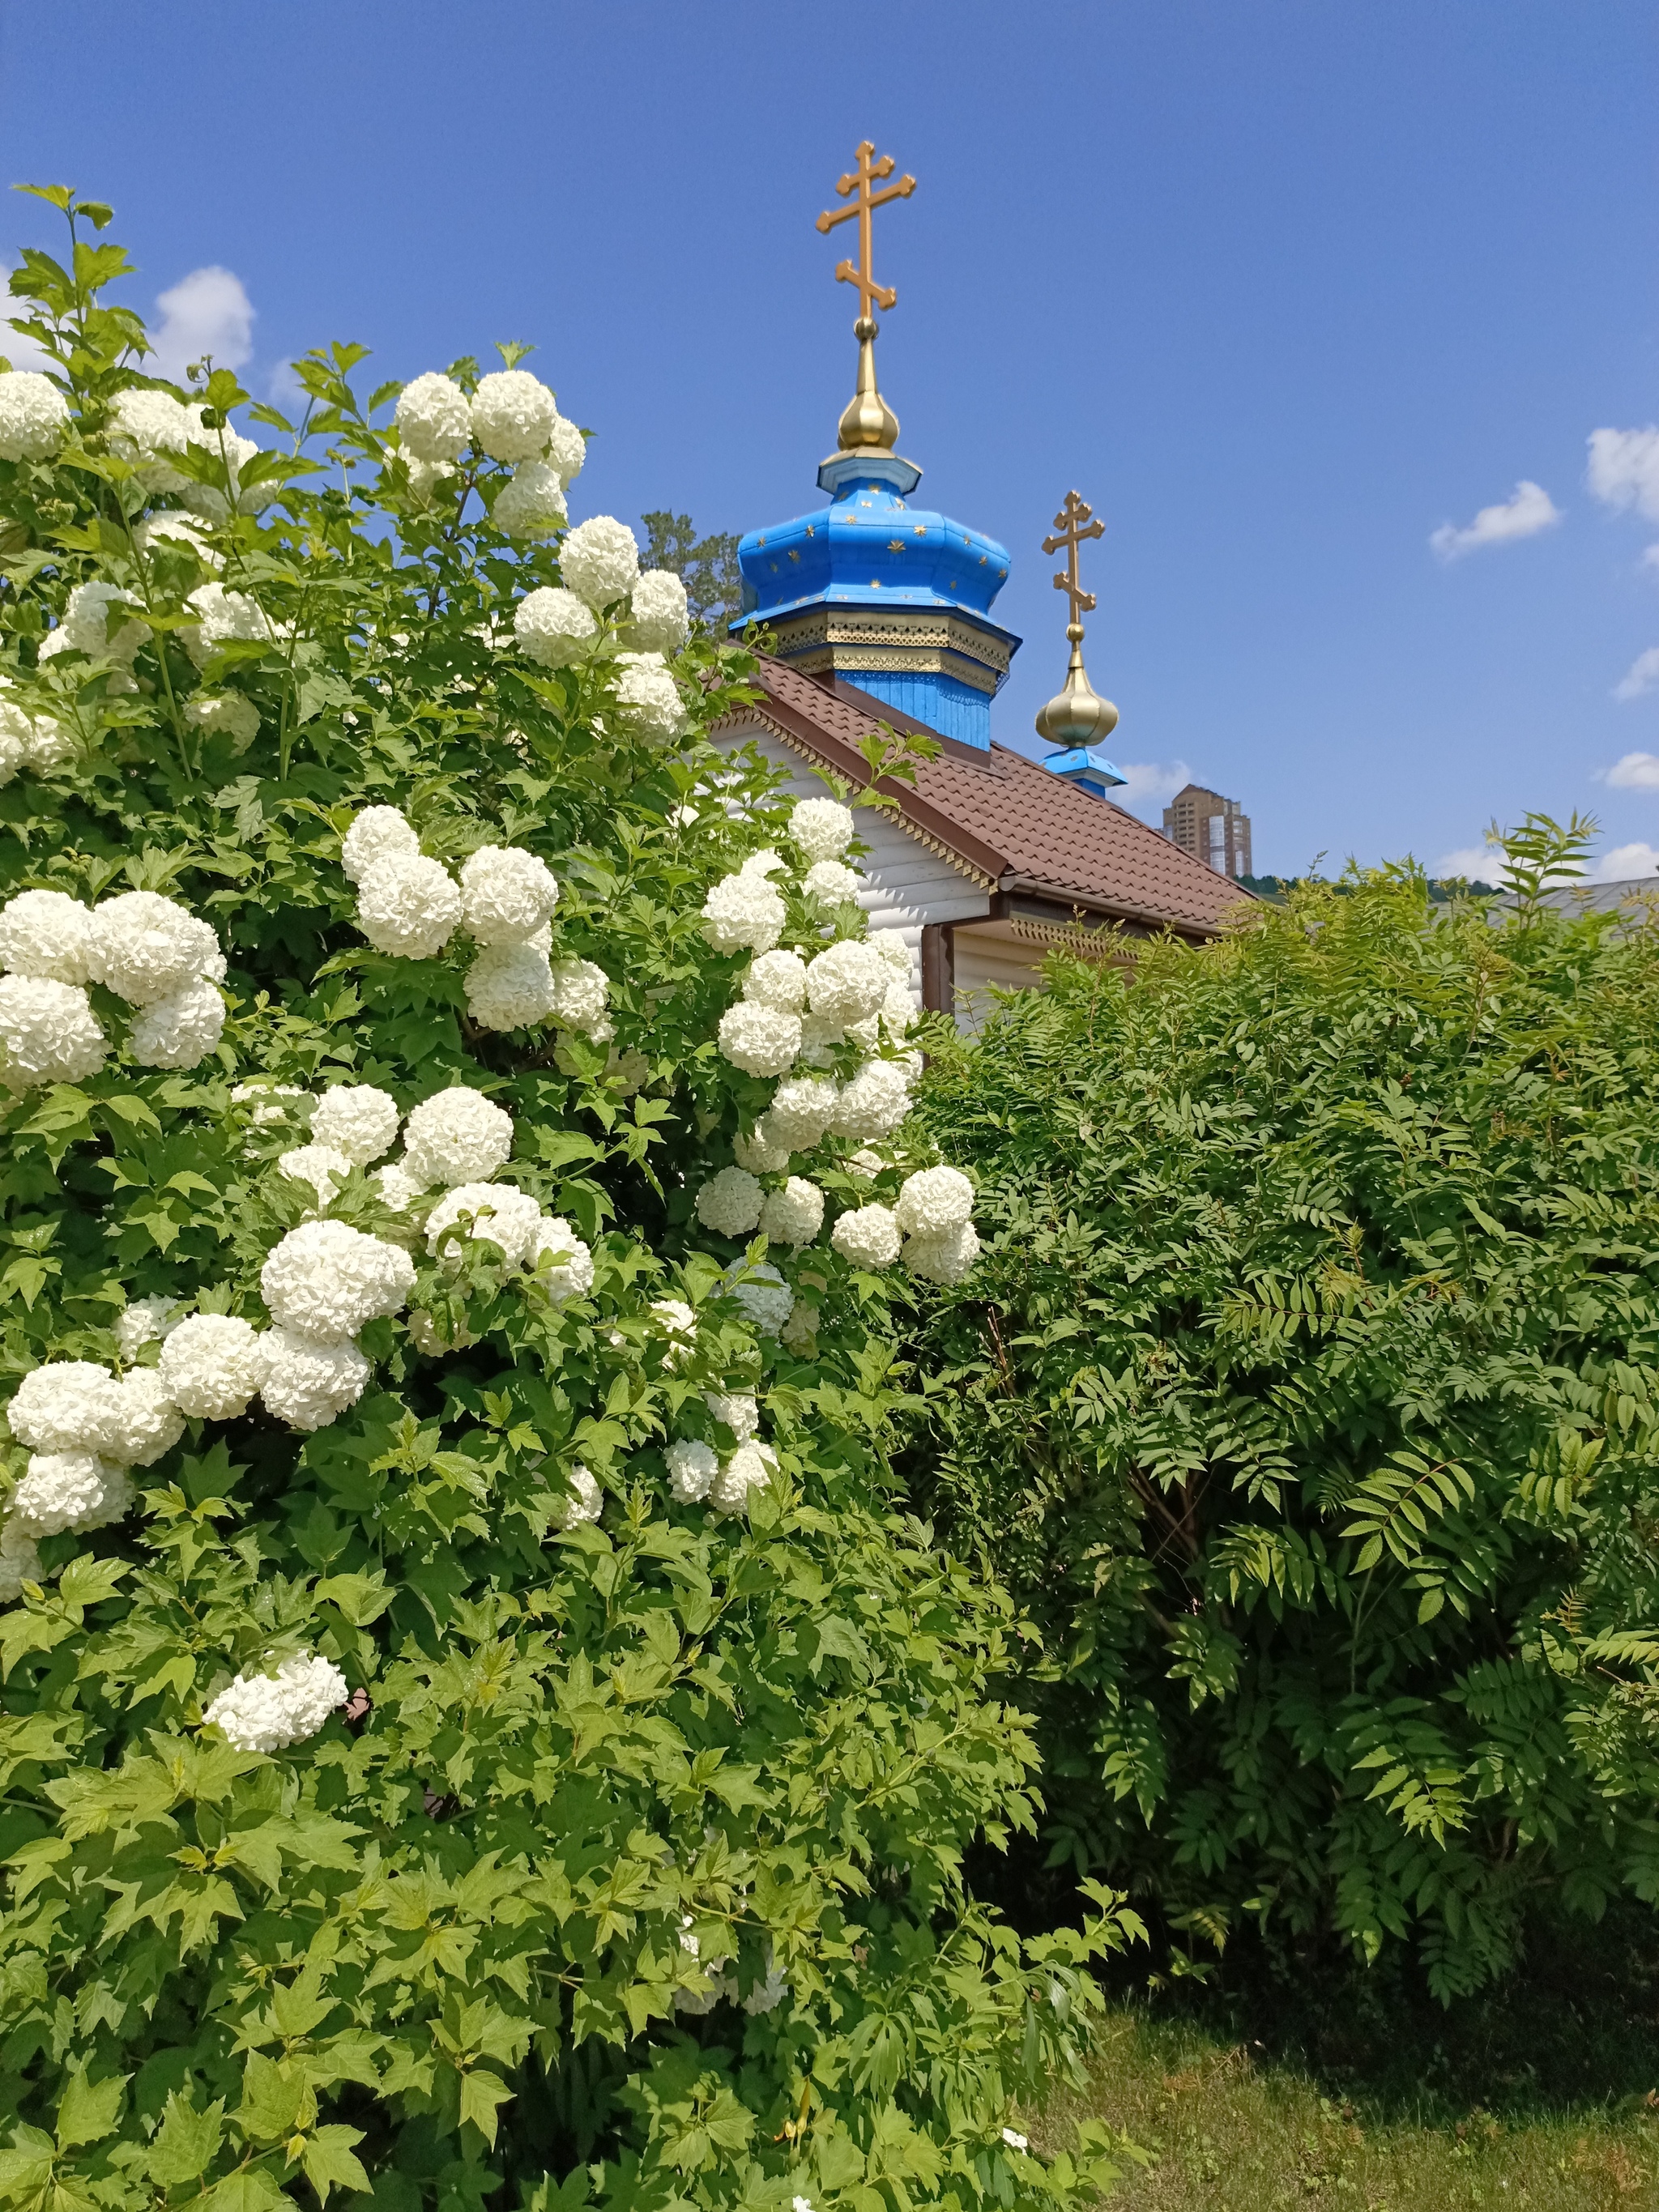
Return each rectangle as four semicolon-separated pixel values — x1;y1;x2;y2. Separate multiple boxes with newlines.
1031;1910;1659;2209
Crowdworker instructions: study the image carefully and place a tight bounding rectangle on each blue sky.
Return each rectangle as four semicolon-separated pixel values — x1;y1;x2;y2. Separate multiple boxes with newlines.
2;0;1657;880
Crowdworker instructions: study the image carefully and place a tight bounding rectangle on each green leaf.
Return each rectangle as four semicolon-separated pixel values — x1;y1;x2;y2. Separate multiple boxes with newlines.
55;2068;127;2149
457;2069;512;2146
296;2125;370;2205
149;2092;226;2186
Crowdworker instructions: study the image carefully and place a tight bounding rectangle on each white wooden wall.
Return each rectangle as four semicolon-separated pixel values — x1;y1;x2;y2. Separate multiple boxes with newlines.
952;926;1051;1029
713;714;991;1006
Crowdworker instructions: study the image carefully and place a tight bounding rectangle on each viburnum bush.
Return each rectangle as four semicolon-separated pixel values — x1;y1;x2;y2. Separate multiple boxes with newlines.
907;825;1659;2002
0;190;1137;2212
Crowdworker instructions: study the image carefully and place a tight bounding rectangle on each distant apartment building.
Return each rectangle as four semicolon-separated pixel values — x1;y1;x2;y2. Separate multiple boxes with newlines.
1162;782;1252;880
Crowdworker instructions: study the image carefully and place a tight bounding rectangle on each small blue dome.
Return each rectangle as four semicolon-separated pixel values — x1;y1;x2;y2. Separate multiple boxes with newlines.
733;454;1019;749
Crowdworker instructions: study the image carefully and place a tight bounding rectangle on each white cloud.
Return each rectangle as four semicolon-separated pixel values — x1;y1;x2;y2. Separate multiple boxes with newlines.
1614;647;1659;702
1587;426;1659;522
1112;759;1191;810
1601;751;1659;788
1591;842;1659;882
147;266;254;384
1429;480;1562;561
1435;843;1508;885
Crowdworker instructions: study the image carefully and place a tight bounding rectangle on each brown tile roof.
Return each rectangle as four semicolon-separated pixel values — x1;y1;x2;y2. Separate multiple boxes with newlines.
718;657;1254;939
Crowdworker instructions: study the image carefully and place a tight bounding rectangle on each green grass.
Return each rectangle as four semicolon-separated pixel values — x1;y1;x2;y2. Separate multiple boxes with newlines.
1038;2003;1657;2208
1029;1912;1659;2209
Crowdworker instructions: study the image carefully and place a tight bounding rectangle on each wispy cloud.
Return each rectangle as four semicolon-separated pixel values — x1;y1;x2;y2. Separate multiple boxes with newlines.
1435;843;1508;884
1429;480;1561;561
1601;750;1659;787
1592;842;1659;882
1112;759;1191;812
146;266;255;385
1587;426;1659;523
1614;647;1659;703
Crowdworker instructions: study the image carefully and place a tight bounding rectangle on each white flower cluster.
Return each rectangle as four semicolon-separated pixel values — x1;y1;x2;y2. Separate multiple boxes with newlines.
339;807;612;1041
0;369;70;462
425;1183;594;1300
203;1651;348;1753
394;368;586;508
665;1395;778;1523
0;1351;198;1572
182;583;281;669
0;885;228;1088
35;581;145;694
107;388;273;518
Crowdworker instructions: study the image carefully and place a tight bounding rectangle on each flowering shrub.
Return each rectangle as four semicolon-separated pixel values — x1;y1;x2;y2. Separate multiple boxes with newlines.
907;826;1659;2001
0;193;1135;2212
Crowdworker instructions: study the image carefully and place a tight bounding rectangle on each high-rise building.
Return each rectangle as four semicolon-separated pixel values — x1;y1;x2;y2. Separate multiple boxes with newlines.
1163;783;1252;880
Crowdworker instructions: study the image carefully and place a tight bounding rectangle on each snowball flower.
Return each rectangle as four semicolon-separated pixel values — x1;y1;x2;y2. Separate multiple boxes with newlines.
93;891;223;1005
762;1075;841;1150
58;581;145;662
0;1518;41;1602
614;650;687;741
740;850;787;880
789;798;855;863
871;930;911;978
514;586;596;668
0;676;71;772
203;1651;348;1753
743;950;808;1011
804;860;860;904
158;1315;269;1419
0;369;69;462
723;1262;792;1336
426;1181;544;1267
551;1464;603;1530
734;1125;791;1174
805;940;889;1027
100;1370;182;1468
650;1298;697;1365
183;582;274;667
7;1361;123;1455
628;569;689;655
460;845;560;945
880;980;915;1038
718;1001;801;1078
403;1086;513;1187
467;941;558;1031
134;510;217;564
695;1166;764;1238
356;852;463;959
830;1059;911;1141
831;1202;902;1268
470;368;559;462
0;711;23;787
1002;2131;1030;2153
373;1162;426;1212
12;1452;131;1536
310;1084;400;1166
710;1439;777;1515
544;412;586;485
231;1079;304;1127
341;805;419;885
704;1392;759;1441
129;977;226;1070
0;890;96;983
894;1166;975;1238
667;1438;718;1504
561;514;639;609
0;975;105;1089
548;957;610;1038
186;693;260;751
108;388;194;489
492;459;567;539
760;1177;824;1247
904;1221;982;1285
116;1295;181;1359
261;1220;416;1338
394;372;471;465
528;1216;595;1302
259;1328;371;1431
278;1143;354;1208
701;872;785;955
847;1148;885;1180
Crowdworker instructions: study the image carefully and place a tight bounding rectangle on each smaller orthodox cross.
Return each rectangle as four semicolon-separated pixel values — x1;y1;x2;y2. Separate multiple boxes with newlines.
817;141;917;328
1043;490;1105;635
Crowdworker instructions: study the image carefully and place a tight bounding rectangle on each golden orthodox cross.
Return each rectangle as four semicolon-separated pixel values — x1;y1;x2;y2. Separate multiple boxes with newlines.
817;141;917;328
1042;490;1105;634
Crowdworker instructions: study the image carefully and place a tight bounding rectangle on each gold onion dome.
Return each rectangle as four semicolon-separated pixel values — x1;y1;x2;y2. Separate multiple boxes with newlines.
1035;627;1120;747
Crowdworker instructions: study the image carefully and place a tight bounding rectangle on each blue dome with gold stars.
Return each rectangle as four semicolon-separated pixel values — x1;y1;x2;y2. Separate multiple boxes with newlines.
734;448;1019;749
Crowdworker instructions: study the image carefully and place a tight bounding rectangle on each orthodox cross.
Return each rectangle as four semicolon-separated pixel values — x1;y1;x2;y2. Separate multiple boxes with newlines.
1042;489;1105;634
817;141;917;327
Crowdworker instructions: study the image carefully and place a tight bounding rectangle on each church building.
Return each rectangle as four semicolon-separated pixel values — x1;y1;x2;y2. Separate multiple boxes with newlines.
711;141;1250;1022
